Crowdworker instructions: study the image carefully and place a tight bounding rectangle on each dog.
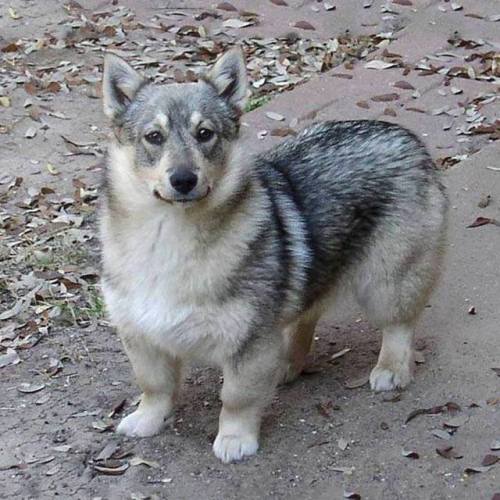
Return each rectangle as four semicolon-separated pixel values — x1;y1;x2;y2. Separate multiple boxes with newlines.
100;48;448;463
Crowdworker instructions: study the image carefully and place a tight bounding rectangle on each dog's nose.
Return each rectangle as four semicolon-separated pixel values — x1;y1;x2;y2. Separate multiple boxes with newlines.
169;168;198;195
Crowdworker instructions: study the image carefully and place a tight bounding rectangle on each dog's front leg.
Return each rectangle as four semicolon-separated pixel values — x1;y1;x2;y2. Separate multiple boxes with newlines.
117;334;182;437
213;336;283;463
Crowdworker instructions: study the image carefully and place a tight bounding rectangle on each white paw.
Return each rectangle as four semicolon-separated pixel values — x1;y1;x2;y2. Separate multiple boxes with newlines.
212;433;259;463
116;408;167;437
370;364;412;392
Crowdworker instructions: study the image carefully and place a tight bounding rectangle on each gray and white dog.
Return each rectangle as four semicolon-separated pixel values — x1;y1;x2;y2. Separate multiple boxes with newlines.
100;48;448;463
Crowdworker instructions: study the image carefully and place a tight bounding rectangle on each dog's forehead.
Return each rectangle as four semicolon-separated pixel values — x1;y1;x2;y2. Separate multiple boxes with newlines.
135;82;216;124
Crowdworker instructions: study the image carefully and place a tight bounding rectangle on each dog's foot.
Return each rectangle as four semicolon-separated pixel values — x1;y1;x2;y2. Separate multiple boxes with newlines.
117;401;170;437
370;363;412;392
213;432;259;463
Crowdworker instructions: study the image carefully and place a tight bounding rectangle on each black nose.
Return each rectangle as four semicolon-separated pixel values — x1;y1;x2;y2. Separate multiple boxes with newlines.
169;168;198;195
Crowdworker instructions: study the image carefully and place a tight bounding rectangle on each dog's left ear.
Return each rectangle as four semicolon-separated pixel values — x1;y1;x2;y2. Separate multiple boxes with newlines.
205;48;248;112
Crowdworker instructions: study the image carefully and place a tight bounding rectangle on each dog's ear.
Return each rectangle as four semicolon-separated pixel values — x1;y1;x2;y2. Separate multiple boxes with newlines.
205;48;248;112
102;54;144;121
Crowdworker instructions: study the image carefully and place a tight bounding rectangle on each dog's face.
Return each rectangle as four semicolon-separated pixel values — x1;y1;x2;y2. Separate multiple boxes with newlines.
102;49;248;205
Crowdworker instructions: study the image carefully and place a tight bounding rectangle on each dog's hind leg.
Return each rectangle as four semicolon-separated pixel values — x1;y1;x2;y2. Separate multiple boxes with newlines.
116;335;182;437
281;313;319;384
354;215;446;392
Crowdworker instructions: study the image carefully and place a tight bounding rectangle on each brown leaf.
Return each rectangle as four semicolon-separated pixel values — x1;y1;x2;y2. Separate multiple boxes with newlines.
270;127;297;137
108;398;127;418
467;216;496;228
371;93;400;102
393;80;415;90
1;42;19;53
383;107;397;117
356;101;370;109
481;454;500;467
294;21;315;30
270;0;288;5
216;2;237;11
436;446;463;459
345;375;369;389
93;459;129;475
464;465;492;474
344;491;361;499
405;402;461;424
443;415;468;428
392;0;412;5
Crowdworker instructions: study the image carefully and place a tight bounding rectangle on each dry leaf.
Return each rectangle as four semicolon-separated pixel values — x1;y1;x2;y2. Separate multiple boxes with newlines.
324;2;336;11
0;96;11;107
393;80;415;90
392;0;412;5
344;491;361;499
93;459;129;475
481;455;499;467
405;401;461;424
25;127;37;139
130;456;160;468
364;60;397;70
330;347;351;360
464;465;491;474
345;375;369;389
293;21;315;31
443;415;468;428
222;19;254;29
0;348;20;368
266;111;285;121
450;2;463;11
436;446;463;459
383;108;397;117
216;2;237;11
270;0;288;5
490;440;500;451
402;449;419;459
8;7;22;19
467;217;497;228
17;382;46;394
371;93;399;102
431;429;451;440
46;163;60;175
338;438;349;451
356;101;370;109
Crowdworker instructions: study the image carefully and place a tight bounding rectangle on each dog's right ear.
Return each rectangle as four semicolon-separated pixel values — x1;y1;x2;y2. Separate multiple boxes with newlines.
102;54;144;122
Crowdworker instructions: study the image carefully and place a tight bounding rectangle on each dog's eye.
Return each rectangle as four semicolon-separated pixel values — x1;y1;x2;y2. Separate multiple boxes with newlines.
144;131;165;146
196;128;214;143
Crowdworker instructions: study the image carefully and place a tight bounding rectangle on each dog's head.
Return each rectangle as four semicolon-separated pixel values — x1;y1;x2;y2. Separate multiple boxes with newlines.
102;49;248;206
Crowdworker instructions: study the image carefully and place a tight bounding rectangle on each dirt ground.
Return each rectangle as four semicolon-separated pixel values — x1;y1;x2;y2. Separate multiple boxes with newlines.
1;1;499;499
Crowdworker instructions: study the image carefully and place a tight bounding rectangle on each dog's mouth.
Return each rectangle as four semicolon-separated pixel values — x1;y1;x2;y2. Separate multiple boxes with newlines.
153;187;211;205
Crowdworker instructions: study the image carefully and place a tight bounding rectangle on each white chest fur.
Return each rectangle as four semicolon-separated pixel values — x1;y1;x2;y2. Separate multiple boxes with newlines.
101;207;258;365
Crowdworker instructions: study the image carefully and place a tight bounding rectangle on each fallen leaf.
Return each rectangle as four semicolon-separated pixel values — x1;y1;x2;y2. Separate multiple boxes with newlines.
371;93;400;102
130;456;160;468
467;217;497;228
93;459;129;475
468;306;476;315
382;392;401;403
414;351;425;364
338;437;349;451
383;107;397;117
216;2;237;11
330;347;351;360
270;127;297;137
222;18;254;29
0;348;20;368
364;60;397;70
402;448;419;459
293;21;315;31
431;429;451;440
266;111;285;121
323;2;336;11
392;0;412;5
443;415;468;428
450;2;463;11
482;455;499;467
345;375;369;389
8;7;22;19
0;96;11;107
356;101;370;109
17;382;46;394
108;398;127;418
490;440;500;451
363;0;373;7
464;465;491;474
344;491;361;499
96;442;120;461
270;0;288;5
46;163;60;175
393;80;415;90
405;402;461;424
25;127;37;139
436;446;463;459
